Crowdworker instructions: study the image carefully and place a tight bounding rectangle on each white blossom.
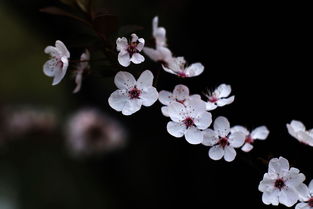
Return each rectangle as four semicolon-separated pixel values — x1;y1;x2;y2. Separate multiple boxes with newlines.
43;40;70;85
116;33;145;67
295;179;313;209
159;84;202;117
287;120;313;146
166;98;211;145
66;108;126;156
258;156;308;207
143;16;173;63
204;83;235;111
162;56;204;78
108;70;158;115
73;49;90;93
230;125;269;152
202;116;245;162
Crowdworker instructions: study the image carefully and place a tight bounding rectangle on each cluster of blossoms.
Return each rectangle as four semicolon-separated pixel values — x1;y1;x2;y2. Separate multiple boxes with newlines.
41;3;312;207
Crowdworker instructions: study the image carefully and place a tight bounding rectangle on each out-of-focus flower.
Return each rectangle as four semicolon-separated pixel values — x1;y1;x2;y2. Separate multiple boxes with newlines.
3;107;57;137
230;125;269;152
73;49;90;93
159;84;202;117
43;40;70;85
108;70;158;115
204;84;235;111
287;120;313;146
258;157;308;207
295;179;313;209
143;16;172;63
166;98;211;145
66;108;127;156
162;56;204;78
116;34;145;67
202;116;245;162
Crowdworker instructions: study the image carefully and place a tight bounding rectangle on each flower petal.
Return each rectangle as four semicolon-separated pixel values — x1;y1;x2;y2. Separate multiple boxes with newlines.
136;38;145;51
262;190;279;206
108;89;128;112
194;111;212;130
251;126;269;140
269;157;290;176
213;116;230;137
167;102;186;122
141;86;158;107
161;106;169;117
241;143;254;152
136;70;153;89
172;84;189;101
224;146;236;162
215;83;232;98
185;63;204;77
202;128;218;146
309;179;313;194
73;71;83;93
131;33;139;42
44;46;60;57
114;71;136;90
52;60;67;85
216;96;235;107
208;145;224;160
167;121;186;138
55;40;70;58
184;126;203;145
295;203;310;209
43;58;58;77
130;53;145;64
116;37;128;51
231;125;249;135
205;102;217;111
118;51;131;67
143;47;162;62
122;99;142;116
229;132;245;148
278;188;298;207
158;90;173;105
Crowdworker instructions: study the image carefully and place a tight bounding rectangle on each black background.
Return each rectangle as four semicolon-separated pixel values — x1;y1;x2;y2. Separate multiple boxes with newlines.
1;0;312;209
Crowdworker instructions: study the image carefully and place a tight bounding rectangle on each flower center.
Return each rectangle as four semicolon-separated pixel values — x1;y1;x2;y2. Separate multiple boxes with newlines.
178;72;187;78
127;42;139;56
308;197;313;207
274;178;285;190
245;135;254;144
128;87;141;99
218;137;229;148
183;117;194;128
175;99;186;104
208;96;218;103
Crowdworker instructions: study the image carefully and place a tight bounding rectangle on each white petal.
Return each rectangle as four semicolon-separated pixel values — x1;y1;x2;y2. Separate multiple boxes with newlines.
241;143;254;152
44;46;60;57
173;84;190;101
141;86;158;107
167;121;186;138
297;131;313;145
136;38;145;51
130;53;145;64
294;183;310;201
184;98;206;118
43;58;58;77
162;64;176;75
214;83;232;98
108;90;129;112
158;90;173;105
279;188;299;207
296;203;310;209
208;145;224;160
161;106;169;117
73;72;83;93
116;37;128;51
224;146;236;162
190;94;202;101
231;125;249;135
289;120;306;132
184;126;203;145
143;47;162;62
258;173;276;192
202;129;218;146
262;190;279;206
185;63;204;77
55;40;70;58
154;27;166;46
309;179;313;193
114;71;136;90
229;132;245;148
137;70;153;89
213;116;230;137
122;99;142;116
152;16;159;34
167;102;186;122
269;157;290;176
131;33;139;42
205;102;217;111
52;59;68;85
118;51;131;67
194;111;212;130
285;168;305;187
216;96;235;107
251;126;269;140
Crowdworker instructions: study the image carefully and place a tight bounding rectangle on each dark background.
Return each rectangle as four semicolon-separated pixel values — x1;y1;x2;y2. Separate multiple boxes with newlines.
0;0;312;209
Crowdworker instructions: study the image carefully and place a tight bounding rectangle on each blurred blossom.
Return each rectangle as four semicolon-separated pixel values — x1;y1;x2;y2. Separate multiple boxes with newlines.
73;49;90;94
2;107;57;138
66;108;127;156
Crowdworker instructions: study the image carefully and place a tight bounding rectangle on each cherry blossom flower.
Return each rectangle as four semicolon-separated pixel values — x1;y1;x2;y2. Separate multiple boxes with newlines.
230;125;269;152
159;84;202;117
143;16;173;63
287;120;313;146
162;56;204;78
202;116;245;162
295;179;313;209
108;70;158;115
258;156;308;207
204;83;235;111
66;108;126;156
116;33;145;67
43;40;70;85
73;49;90;93
166;98;211;145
